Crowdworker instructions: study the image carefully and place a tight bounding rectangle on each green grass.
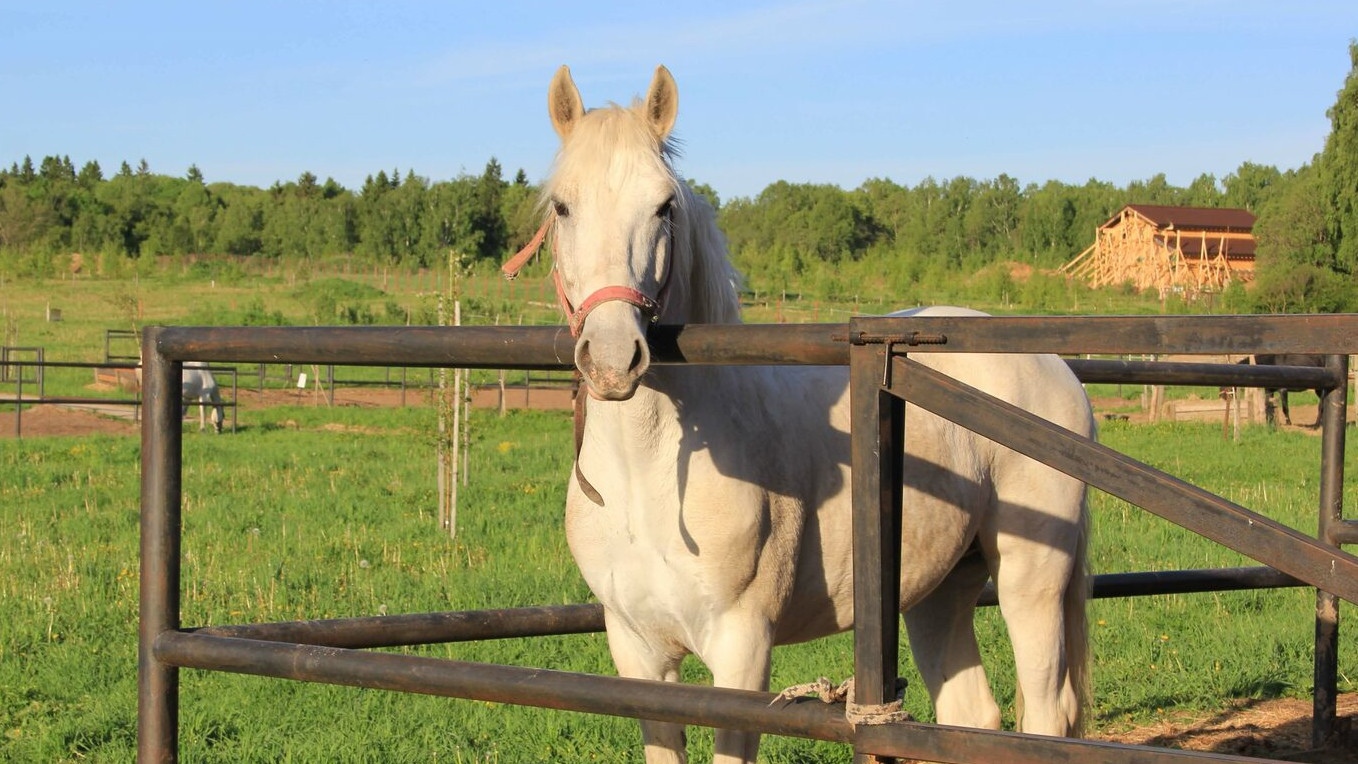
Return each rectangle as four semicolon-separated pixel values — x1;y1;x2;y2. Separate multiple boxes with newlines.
2;403;1355;762
1;271;1352;759
2;268;1188;401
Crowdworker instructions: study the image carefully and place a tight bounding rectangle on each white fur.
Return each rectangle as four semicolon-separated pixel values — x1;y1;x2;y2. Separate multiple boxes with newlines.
547;66;1094;763
182;362;224;433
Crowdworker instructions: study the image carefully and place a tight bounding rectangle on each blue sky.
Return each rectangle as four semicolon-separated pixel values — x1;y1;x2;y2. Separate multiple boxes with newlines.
3;1;1355;202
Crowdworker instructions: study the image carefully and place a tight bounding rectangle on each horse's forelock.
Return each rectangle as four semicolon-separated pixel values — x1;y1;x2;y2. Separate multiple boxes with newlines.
544;105;674;202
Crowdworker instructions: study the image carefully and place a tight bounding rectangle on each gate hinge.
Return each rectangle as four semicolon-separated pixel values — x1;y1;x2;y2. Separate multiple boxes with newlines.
832;331;948;347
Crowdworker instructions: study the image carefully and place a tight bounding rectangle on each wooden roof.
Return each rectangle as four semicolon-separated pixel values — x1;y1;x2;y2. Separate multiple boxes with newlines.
1105;204;1256;232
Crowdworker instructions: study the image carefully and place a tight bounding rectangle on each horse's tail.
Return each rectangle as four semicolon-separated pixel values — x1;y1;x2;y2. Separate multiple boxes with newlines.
1064;493;1093;737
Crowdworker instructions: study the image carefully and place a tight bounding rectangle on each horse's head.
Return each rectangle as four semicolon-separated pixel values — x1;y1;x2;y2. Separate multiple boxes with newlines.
543;65;682;401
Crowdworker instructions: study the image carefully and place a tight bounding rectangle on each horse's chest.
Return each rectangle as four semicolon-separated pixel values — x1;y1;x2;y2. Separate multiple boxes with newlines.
566;482;774;643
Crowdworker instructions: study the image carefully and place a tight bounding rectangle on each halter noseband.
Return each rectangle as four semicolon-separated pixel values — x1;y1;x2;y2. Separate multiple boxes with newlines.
502;213;672;338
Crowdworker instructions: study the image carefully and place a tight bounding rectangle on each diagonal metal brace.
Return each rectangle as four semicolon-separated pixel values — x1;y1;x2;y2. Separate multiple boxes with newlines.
888;355;1358;605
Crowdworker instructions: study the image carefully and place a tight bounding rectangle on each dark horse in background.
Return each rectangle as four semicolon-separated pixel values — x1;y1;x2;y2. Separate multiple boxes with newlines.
1241;354;1328;427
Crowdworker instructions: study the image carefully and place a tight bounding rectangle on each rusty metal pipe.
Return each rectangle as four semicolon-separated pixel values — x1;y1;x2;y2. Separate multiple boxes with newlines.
194;604;606;648
154;631;1273;764
1313;354;1349;747
848;314;1358;355
138;328;181;764
1065;359;1342;389
151;316;1358;370
151;324;853;368
186;566;1301;651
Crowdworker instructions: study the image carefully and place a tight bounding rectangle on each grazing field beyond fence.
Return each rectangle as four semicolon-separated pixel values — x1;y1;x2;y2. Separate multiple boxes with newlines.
1;400;1354;762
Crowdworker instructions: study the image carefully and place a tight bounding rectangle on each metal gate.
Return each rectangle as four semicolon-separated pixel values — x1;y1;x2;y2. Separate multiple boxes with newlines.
139;315;1358;763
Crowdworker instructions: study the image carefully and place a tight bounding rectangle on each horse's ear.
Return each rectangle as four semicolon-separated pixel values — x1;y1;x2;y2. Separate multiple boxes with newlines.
645;65;678;142
548;65;584;140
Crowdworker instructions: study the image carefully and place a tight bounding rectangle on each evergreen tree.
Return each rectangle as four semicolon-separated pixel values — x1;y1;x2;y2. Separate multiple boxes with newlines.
1319;40;1358;274
78;160;104;188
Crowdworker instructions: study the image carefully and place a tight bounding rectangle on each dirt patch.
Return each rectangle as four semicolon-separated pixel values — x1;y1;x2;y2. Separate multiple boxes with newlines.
0;404;138;439
1096;694;1358;762
232;384;574;411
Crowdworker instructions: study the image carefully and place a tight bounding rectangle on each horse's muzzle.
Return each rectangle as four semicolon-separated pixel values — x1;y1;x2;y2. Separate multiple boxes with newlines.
574;304;652;401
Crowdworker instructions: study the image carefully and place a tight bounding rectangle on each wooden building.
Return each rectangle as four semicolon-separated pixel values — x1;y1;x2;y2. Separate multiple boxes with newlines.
1061;204;1256;296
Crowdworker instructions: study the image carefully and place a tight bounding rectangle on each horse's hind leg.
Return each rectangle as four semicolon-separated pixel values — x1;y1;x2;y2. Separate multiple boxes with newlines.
603;613;687;764
903;551;1001;730
988;499;1084;736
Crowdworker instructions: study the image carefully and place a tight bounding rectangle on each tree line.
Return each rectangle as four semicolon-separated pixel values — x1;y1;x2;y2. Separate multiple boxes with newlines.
0;155;540;273
3;43;1356;312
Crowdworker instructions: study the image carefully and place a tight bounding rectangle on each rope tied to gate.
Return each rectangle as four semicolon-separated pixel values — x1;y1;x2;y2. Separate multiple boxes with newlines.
769;676;912;728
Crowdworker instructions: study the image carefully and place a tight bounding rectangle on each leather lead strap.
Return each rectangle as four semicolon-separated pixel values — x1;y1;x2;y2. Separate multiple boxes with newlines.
573;375;605;506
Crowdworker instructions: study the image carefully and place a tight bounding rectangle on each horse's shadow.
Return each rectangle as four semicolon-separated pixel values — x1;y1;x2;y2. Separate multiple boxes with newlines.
658;363;1082;583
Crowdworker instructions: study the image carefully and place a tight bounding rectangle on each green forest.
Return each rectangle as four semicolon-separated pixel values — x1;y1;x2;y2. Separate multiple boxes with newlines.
4;44;1358;314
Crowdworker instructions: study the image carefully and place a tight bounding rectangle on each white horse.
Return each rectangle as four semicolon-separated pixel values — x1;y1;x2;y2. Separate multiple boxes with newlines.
182;362;224;434
542;66;1094;763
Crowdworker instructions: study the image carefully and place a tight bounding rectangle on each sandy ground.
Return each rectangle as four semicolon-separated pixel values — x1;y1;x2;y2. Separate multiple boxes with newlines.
1095;694;1358;762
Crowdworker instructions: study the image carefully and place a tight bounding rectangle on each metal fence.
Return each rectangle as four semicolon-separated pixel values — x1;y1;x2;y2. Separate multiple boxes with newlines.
138;316;1358;764
1;359;238;437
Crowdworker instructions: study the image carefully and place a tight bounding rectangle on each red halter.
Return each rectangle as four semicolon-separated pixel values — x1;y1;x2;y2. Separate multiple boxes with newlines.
502;213;671;337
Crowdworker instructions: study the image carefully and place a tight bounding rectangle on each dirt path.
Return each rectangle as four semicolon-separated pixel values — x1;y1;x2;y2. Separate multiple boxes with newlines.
1095;694;1358;762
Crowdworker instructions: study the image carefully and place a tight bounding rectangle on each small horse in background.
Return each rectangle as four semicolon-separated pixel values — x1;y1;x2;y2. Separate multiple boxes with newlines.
182;362;224;433
1242;354;1328;427
539;65;1094;764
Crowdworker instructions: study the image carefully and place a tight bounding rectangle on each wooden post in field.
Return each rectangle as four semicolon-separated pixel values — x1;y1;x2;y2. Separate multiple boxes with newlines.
452;299;462;528
437;294;449;533
436;251;466;539
496;315;507;417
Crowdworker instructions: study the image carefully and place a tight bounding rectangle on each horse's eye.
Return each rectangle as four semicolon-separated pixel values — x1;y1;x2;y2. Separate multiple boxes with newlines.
553;200;570;218
657;197;675;219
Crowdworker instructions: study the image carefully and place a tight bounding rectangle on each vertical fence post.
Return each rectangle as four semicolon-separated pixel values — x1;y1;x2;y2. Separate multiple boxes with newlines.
850;340;902;764
139;328;182;763
1314;353;1350;748
14;363;22;439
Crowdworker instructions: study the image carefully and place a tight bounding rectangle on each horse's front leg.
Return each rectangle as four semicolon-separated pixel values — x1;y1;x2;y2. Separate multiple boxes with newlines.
701;614;774;764
604;611;688;764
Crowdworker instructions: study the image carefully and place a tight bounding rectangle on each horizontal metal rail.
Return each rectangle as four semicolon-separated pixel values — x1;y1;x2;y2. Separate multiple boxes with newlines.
190;567;1304;651
0;396;144;406
152;316;1358;367
154;631;1268;764
193;604;606;649
1;360;140;370
844;314;1358;355
1066;358;1342;389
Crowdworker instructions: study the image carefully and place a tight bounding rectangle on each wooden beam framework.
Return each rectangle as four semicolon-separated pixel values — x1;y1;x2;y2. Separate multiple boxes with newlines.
1061;207;1255;297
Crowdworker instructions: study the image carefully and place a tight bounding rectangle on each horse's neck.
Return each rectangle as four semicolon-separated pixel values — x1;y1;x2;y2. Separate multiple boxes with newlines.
584;365;757;464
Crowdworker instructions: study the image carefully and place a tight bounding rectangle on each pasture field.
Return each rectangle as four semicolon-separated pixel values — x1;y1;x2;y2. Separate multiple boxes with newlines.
5;271;1244;413
2;401;1355;762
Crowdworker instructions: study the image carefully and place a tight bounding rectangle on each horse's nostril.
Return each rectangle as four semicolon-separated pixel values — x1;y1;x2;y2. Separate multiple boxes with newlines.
629;340;645;374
